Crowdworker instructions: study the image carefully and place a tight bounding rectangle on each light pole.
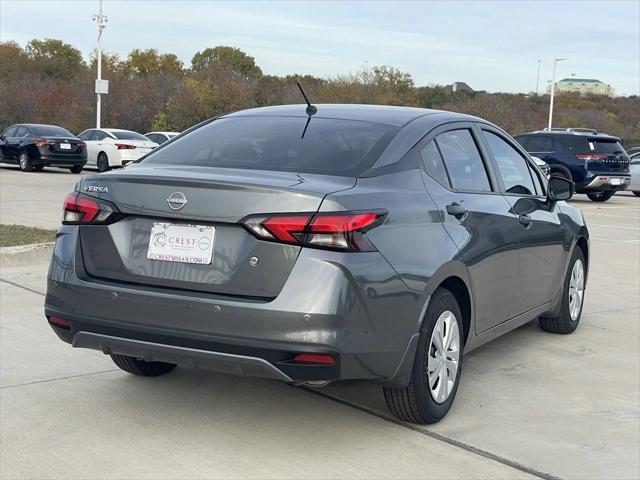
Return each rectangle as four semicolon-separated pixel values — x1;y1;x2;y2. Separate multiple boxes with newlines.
547;57;566;129
93;0;108;128
535;59;541;96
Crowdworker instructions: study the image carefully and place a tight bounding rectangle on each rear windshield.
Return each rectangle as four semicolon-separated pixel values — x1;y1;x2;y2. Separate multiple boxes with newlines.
111;130;148;140
30;125;73;137
143;116;398;176
557;136;624;154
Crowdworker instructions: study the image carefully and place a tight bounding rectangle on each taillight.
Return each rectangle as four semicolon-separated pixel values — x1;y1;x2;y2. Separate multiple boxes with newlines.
241;210;386;251
576;154;608;161
78;142;86;148
62;192;119;224
115;143;136;150
34;139;55;147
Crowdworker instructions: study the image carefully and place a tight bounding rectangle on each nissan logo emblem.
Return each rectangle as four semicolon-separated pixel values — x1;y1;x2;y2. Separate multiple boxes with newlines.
166;192;188;211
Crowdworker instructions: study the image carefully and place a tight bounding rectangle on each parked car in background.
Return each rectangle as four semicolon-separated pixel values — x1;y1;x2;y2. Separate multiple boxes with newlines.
0;124;86;173
145;131;180;144
624;146;640;156
77;128;158;172
47;105;589;425
515;128;631;202
629;152;640;197
531;156;550;177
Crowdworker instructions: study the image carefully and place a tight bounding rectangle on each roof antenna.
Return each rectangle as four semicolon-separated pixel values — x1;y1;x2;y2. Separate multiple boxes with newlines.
296;81;317;116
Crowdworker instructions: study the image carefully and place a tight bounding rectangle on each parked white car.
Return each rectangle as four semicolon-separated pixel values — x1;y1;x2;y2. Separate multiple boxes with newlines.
77;128;158;172
145;131;180;145
630;152;640;197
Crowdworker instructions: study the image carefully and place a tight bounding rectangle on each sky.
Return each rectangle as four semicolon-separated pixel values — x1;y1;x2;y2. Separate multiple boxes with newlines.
1;0;639;96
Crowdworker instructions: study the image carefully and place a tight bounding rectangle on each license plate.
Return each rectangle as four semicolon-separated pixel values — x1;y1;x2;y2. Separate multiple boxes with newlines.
60;143;71;150
610;178;622;185
147;223;215;265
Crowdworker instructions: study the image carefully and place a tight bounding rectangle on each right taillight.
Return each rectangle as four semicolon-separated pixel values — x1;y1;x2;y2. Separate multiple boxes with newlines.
241;210;386;252
62;192;119;225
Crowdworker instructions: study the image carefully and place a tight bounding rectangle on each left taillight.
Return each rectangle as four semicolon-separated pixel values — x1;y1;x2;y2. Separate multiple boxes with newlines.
62;192;119;225
241;210;386;252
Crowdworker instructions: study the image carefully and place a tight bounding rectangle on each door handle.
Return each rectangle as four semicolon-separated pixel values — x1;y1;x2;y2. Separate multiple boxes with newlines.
446;202;467;219
519;214;533;228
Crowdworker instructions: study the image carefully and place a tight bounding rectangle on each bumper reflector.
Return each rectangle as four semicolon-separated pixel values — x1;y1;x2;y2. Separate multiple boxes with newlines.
293;353;336;365
48;316;71;329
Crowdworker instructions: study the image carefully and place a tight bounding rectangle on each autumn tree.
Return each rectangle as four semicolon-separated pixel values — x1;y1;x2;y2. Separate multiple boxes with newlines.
191;46;262;79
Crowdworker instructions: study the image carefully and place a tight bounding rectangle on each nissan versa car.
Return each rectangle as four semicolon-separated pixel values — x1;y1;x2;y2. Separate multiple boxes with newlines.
0;123;87;173
45;105;589;424
515;128;631;202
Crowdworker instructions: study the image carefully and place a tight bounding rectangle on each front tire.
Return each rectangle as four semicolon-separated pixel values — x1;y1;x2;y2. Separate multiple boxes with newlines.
586;191;614;202
383;288;464;424
110;354;176;377
539;248;586;334
97;152;110;172
18;151;33;172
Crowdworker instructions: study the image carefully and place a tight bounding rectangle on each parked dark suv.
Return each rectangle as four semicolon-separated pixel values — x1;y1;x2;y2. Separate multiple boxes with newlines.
45;105;589;424
0;123;87;173
515;128;630;202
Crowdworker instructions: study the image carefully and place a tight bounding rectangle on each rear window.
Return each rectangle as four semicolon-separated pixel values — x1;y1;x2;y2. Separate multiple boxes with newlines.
557;135;623;154
30;125;73;137
111;130;148;140
143;117;397;176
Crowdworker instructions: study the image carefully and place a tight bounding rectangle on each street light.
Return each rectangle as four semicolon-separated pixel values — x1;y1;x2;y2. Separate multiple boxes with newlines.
547;57;566;129
93;0;108;129
535;59;542;96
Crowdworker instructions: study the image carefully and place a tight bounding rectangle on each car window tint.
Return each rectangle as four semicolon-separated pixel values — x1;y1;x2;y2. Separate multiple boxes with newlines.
526;136;554;152
557;136;588;152
3;126;18;137
111;130;148;140
419;140;450;187
94;131;108;141
144;117;398;177
15;127;28;137
588;138;625;154
435;129;491;192
78;130;94;141
483;131;536;196
30;125;73;136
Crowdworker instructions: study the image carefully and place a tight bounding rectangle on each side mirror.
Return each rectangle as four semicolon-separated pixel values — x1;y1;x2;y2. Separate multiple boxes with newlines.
547;176;574;201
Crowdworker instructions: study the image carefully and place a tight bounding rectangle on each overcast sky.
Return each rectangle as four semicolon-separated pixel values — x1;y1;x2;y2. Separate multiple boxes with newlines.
1;0;638;95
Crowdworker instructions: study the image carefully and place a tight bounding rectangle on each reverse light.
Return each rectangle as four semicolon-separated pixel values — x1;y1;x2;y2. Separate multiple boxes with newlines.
62;192;119;224
115;143;136;150
241;210;386;251
293;353;336;365
576;154;608;161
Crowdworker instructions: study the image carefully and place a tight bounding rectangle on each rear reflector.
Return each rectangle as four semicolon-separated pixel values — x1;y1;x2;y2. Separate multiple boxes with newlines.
48;316;70;329
62;192;119;225
576;154;608;161
293;353;336;365
241;210;386;252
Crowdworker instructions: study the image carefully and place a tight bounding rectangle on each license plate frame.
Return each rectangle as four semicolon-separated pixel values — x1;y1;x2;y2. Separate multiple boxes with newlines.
147;223;215;265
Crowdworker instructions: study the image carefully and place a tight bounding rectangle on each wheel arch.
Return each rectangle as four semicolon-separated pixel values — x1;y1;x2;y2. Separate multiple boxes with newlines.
438;276;472;347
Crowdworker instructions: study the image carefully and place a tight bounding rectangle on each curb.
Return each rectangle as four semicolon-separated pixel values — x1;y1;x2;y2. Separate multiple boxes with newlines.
0;242;55;255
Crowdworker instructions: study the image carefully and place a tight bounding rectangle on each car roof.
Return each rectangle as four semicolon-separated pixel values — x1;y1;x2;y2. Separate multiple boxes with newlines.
146;131;180;135
223;104;476;127
14;123;66;129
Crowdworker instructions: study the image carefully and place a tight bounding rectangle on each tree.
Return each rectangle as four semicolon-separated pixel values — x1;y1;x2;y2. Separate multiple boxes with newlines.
191;46;262;79
24;38;85;78
122;48;183;77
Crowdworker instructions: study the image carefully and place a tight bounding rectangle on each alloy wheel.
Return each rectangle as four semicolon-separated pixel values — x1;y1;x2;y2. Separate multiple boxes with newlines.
568;259;585;321
427;310;460;404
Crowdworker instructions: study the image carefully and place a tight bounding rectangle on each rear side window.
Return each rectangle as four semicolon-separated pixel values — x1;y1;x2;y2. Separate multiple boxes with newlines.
93;131;109;141
525;136;554;152
30;125;73;137
483;131;536;196
15;126;29;137
419;140;450;187
435;129;492;192
78;130;95;141
144;116;398;176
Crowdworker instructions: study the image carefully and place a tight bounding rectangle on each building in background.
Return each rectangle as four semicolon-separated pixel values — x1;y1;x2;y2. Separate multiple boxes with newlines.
443;81;475;94
554;78;615;97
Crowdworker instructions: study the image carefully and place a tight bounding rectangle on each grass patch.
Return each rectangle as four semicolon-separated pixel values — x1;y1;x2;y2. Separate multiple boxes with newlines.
0;224;57;248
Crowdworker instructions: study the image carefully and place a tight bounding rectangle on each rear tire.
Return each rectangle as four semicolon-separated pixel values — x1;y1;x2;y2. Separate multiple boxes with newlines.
18;152;33;172
69;165;83;174
33;164;44;171
539;247;586;334
633;191;640;197
383;288;464;424
586;191;614;202
97;152;110;172
110;354;176;377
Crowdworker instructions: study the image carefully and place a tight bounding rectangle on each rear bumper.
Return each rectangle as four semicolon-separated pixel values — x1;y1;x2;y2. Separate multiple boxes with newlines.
35;154;87;167
579;174;630;191
45;226;424;386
